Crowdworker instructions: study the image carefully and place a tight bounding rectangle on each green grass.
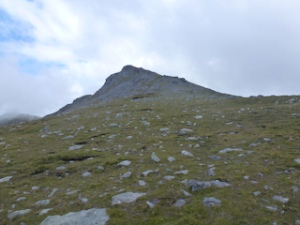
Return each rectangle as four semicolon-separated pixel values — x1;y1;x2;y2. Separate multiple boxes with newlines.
0;94;300;224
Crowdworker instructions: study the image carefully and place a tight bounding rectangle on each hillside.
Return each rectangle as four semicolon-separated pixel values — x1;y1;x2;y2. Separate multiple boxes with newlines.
0;68;300;224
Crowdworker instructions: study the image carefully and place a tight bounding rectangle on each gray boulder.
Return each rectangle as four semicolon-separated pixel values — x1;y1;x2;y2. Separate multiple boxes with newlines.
111;192;146;205
0;176;12;183
203;197;221;207
8;209;31;219
41;208;109;225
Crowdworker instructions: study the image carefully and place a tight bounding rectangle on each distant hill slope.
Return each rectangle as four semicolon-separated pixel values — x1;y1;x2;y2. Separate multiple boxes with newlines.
48;65;233;116
0;113;40;127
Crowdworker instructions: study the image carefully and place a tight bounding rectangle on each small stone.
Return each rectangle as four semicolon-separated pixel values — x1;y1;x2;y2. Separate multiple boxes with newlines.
109;123;118;127
292;186;299;193
111;192;147;205
168;157;175;162
8;209;31;219
121;172;131;179
210;180;231;188
181;150;194;157
138;180;146;186
118;160;131;166
273;195;289;203
66;190;79;195
195;115;203;119
253;191;261;196
39;208;53;216
203;197;221;207
98;166;104;170
244;176;250;180
210;156;222;160
173;199;186;208
181;189;191;196
266;206;277;211
0;176;12;183
56;166;66;170
68;145;84;151
32;186;40;190
294;159;300;164
81;198;88;204
151;154;160;163
191;181;211;191
48;188;58;197
16;197;26;202
146;199;160;208
82;172;91;177
249;143;257;147
295;220;300;224
142;169;158;177
62;135;74;140
208;168;216;176
165;176;175;180
218;148;243;153
174;170;189;175
35;199;50;206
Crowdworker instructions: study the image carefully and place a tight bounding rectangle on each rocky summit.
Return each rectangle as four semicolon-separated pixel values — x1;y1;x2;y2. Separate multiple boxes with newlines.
0;66;300;225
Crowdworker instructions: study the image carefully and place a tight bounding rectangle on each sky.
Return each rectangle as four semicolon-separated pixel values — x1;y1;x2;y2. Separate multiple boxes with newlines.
1;0;300;117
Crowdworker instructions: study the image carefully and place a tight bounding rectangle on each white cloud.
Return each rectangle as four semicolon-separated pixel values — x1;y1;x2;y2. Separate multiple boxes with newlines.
1;0;300;116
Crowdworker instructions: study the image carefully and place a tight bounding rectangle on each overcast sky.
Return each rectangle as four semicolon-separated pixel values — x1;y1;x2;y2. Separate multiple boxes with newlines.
1;0;300;116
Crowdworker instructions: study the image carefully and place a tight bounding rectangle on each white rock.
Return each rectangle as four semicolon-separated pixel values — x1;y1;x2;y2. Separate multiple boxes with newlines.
68;145;84;151
174;170;189;175
138;180;146;186
168;157;176;162
82;172;91;177
164;176;175;180
151;154;160;162
56;166;66;170
48;188;58;197
203;197;221;207
121;172;131;179
218;148;243;153
195;115;203;119
39;208;53;216
294;159;300;164
0;176;12;183
35;199;50;206
41;208;109;225
142;169;158;177
160;128;170;132
118;160;131;166
16;197;26;202
181;150;194;157
173;199;186;208
273;195;289;203
111;192;146;205
181;189;191;196
266;206;277;211
8;209;31;219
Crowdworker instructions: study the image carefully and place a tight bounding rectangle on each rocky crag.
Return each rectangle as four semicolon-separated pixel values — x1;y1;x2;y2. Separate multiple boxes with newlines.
48;65;230;116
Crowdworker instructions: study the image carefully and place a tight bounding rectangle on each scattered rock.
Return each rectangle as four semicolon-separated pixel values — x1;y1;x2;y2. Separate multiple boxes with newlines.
109;123;118;127
8;209;31;219
82;172;91;177
121;172;131;179
210;156;222;160
39;208;53;216
294;159;300;164
266;206;277;211
168;157;176;162
62;135;74;140
173;199;186;208
218;148;243;153
35;199;50;206
66;190;79;195
151;154;160;162
174;170;189;175
146;199;160;208
253;191;261;196
111;192;147;205
48;188;58;197
118;160;131;166
181;150;194;157
16;197;26;202
292;186;299;193
165;176;175;180
208;168;216;176
138;180;146;186
191;181;211;191
0;176;12;183
210;180;231;188
273;195;289;203
181;189;191;196
142;169;158;177
98;166;104;170
179;128;193;135
41;208;109;225
203;197;221;207
195;115;203;119
56;166;66;170
68;145;84;151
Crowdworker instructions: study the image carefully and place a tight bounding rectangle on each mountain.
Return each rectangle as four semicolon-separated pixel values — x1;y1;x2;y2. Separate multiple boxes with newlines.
0;113;40;127
48;65;233;116
0;66;299;224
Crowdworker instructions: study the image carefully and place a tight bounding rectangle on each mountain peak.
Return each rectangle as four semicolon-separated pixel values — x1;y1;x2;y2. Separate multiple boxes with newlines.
48;65;228;116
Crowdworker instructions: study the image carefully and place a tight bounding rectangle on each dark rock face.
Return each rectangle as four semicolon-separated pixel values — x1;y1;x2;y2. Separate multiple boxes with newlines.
47;65;228;116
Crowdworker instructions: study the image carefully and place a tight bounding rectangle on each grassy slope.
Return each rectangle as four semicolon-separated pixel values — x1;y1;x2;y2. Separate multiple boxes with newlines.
0;95;300;225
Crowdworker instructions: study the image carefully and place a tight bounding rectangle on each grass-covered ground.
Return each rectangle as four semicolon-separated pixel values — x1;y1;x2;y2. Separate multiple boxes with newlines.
0;94;300;224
